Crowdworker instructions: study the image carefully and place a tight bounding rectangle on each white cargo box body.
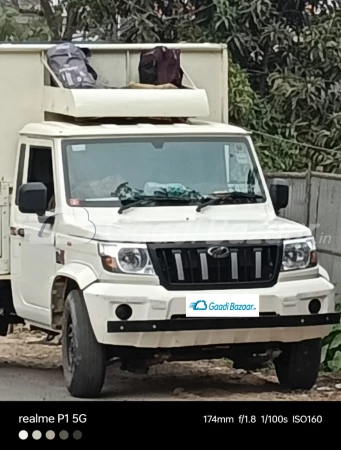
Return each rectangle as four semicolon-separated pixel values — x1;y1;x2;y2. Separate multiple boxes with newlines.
0;43;228;184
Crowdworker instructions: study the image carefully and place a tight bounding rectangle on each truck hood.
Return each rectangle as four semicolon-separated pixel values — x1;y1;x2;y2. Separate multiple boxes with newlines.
62;205;311;243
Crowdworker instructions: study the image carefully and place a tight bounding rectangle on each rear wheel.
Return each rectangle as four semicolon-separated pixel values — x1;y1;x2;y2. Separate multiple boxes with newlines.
274;338;321;390
62;290;106;398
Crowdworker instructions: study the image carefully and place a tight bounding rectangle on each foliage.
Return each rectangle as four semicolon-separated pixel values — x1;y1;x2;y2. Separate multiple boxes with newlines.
266;9;341;172
37;0;215;42
113;0;214;43
39;0;115;41
321;303;341;372
249;101;307;172
227;55;306;171
0;3;51;41
213;0;341;172
213;0;310;95
228;54;256;126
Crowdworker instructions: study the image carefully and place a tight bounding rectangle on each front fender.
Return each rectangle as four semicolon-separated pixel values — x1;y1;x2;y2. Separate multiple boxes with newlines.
319;265;330;282
55;263;97;290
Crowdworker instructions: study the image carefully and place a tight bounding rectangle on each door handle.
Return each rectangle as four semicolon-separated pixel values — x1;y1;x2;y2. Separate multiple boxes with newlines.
17;228;25;237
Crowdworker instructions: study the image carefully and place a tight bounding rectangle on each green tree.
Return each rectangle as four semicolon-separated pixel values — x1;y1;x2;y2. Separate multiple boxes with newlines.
37;0;214;42
0;2;51;41
213;0;312;95
267;8;341;172
228;55;305;171
213;0;341;172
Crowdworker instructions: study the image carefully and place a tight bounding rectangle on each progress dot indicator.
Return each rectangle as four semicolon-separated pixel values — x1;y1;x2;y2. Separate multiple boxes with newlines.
59;430;69;440
19;430;28;440
32;430;42;440
73;430;82;440
46;430;55;440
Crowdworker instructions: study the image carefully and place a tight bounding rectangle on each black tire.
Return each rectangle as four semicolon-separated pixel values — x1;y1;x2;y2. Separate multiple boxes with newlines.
274;338;321;390
62;290;106;398
0;319;8;337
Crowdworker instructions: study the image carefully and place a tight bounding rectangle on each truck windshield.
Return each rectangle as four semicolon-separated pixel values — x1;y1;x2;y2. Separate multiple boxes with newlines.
61;136;266;207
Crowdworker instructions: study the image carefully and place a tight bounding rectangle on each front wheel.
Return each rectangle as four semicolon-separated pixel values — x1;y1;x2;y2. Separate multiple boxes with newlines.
61;290;107;398
274;338;321;390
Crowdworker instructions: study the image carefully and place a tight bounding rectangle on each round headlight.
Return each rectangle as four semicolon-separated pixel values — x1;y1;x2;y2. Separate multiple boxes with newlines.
118;248;148;273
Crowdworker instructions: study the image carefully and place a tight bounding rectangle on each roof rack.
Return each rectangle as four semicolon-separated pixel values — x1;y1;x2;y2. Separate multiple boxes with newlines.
41;53;209;120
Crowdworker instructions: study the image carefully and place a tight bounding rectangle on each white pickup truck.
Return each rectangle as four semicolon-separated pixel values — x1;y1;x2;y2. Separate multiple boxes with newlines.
0;42;338;398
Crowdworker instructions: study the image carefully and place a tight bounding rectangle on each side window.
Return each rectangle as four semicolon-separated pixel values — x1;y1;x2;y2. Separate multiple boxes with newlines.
15;144;26;205
27;146;55;211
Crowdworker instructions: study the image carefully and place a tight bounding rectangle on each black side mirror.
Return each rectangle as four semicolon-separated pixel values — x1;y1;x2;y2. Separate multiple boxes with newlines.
18;182;47;216
268;178;289;213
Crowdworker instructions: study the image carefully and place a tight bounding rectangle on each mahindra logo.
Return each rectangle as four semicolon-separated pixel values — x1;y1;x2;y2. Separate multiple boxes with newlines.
207;246;230;258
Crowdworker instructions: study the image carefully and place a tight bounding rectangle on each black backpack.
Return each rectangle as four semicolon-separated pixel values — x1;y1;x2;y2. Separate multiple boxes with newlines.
46;42;98;89
79;47;98;82
138;46;183;87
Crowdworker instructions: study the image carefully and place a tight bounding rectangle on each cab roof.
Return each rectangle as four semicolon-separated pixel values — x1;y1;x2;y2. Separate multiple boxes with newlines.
19;120;250;138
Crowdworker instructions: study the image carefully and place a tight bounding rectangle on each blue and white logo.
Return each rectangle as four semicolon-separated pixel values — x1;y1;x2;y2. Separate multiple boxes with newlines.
186;294;259;317
189;300;208;311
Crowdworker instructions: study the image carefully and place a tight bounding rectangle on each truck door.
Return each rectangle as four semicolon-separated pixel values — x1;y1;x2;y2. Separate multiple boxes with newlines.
11;139;57;327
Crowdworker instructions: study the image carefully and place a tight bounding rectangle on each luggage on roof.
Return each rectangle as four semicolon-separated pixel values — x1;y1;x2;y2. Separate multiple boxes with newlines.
138;46;183;87
41;43;213;120
46;42;98;89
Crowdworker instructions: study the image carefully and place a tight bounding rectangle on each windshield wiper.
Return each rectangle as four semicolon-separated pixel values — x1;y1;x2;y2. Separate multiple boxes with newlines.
118;196;201;214
196;191;264;212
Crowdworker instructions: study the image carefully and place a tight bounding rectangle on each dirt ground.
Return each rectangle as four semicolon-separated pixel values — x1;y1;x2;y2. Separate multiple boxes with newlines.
1;325;341;400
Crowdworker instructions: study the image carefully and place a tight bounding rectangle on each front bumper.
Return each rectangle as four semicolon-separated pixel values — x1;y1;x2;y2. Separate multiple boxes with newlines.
83;275;337;348
107;313;339;333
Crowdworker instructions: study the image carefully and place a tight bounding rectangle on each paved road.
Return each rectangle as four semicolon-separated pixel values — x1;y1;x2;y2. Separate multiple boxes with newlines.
0;365;72;401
